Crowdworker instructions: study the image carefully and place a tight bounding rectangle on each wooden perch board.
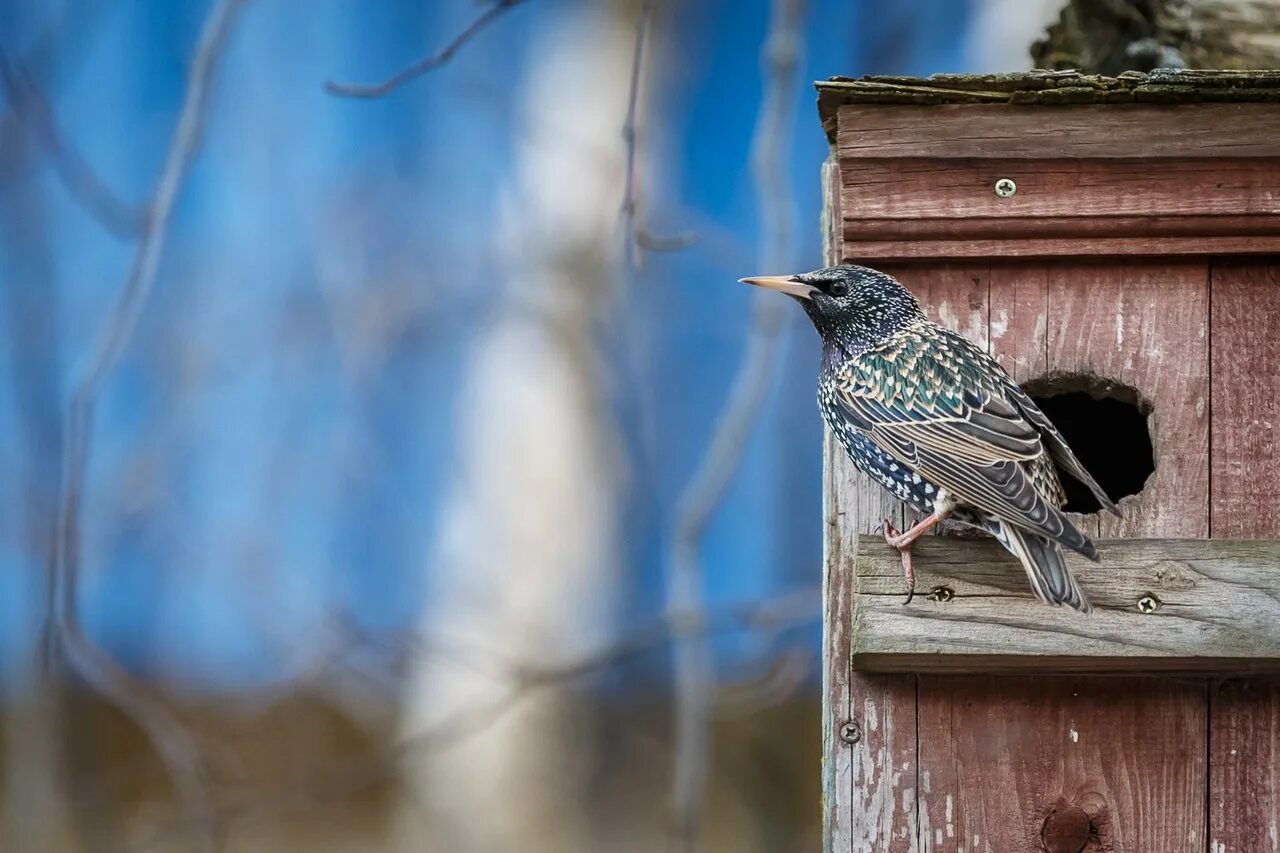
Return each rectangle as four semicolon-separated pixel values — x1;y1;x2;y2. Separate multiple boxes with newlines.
851;536;1280;673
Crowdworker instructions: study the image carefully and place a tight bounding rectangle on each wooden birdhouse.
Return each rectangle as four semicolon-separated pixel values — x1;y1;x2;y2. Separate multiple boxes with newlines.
818;70;1280;852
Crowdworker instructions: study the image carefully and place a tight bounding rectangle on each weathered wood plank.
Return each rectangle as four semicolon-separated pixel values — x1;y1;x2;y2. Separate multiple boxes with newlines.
1208;268;1280;853
825;420;918;851
823;424;856;853
851;537;1280;673
917;675;1207;852
1211;262;1280;537
988;263;1047;385
1046;261;1210;538
840;235;1280;262
824;156;919;853
821;155;854;853
849;214;1280;240
897;262;990;351
1209;679;1280;853
846;672;919;852
817;74;1280;140
841;158;1280;221
837;103;1280;159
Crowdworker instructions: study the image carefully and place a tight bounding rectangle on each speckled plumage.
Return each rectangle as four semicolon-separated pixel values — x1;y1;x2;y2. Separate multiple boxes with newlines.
825;319;1068;517
745;265;1120;612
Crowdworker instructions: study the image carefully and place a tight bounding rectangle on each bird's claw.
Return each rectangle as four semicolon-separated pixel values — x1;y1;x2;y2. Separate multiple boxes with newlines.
882;518;915;604
900;546;916;605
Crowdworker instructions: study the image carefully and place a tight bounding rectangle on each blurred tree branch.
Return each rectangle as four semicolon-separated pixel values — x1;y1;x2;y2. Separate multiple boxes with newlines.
0;51;144;238
132;588;819;851
665;0;805;849
46;0;255;849
620;0;697;268
325;0;530;98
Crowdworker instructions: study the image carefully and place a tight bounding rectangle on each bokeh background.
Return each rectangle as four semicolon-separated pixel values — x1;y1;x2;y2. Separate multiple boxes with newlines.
1;1;1060;850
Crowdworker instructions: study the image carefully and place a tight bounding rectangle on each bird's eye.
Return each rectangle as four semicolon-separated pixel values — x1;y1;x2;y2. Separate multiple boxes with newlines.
828;281;849;296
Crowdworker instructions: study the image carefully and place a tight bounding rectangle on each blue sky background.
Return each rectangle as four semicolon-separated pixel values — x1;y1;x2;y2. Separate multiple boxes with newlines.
0;0;976;692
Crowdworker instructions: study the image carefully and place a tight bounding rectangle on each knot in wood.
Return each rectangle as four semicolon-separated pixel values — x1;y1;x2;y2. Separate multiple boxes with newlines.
1041;798;1092;853
1152;559;1197;591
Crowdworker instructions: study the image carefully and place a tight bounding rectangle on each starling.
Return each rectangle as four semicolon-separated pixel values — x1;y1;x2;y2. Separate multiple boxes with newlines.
741;265;1119;612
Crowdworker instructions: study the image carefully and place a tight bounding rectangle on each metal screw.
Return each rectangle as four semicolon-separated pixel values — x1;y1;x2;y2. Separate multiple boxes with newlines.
839;721;862;745
994;178;1017;198
928;585;954;602
1137;593;1162;614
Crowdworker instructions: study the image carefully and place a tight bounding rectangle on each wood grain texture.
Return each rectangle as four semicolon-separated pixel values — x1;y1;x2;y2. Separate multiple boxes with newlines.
841;158;1280;220
847;672;919;853
1207;266;1280;853
839;235;1280;262
988;264;1048;385
837;103;1280;159
821;155;854;853
1211;261;1280;537
823;410;856;851
834;102;1280;260
818;73;1280;142
1210;679;1280;853
1046;261;1210;538
823;156;919;853
849;214;1280;240
897;263;990;351
917;676;1207;853
851;537;1280;673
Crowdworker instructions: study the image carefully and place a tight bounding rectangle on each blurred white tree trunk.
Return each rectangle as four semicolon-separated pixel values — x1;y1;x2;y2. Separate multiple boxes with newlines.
965;0;1064;71
393;3;637;851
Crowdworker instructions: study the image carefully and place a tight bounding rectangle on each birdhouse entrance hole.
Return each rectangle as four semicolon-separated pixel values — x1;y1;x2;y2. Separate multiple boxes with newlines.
1022;374;1155;514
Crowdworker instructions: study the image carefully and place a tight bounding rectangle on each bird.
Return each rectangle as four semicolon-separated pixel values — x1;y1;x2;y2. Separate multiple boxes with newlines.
740;265;1119;612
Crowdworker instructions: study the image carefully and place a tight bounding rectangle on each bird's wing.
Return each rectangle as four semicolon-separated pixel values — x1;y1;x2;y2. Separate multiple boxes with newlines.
833;331;1096;557
843;387;1042;465
1001;381;1121;516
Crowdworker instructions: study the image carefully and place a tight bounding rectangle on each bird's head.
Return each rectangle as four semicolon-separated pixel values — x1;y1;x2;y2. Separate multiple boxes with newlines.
739;265;924;353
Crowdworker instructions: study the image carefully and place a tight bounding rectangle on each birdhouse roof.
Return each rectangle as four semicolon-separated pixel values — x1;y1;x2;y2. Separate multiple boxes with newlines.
815;69;1280;142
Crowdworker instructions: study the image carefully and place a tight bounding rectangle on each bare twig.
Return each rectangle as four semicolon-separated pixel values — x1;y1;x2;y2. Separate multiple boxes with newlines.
618;0;696;267
665;0;805;849
48;0;254;848
0;50;144;237
324;0;529;99
620;0;654;268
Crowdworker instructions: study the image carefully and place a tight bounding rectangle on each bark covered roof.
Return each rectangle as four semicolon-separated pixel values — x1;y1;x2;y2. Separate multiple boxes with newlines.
816;69;1280;141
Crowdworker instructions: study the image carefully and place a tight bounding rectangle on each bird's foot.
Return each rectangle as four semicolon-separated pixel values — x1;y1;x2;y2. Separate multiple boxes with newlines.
881;519;916;603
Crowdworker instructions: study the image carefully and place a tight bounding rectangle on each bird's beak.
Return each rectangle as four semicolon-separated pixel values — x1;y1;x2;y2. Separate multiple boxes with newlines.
738;275;816;300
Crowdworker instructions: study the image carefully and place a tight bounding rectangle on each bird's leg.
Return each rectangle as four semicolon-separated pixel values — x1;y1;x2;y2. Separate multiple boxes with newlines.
885;508;952;549
883;506;954;605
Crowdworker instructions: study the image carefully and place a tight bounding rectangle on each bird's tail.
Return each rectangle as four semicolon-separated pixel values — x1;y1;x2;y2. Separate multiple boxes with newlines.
990;520;1092;613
